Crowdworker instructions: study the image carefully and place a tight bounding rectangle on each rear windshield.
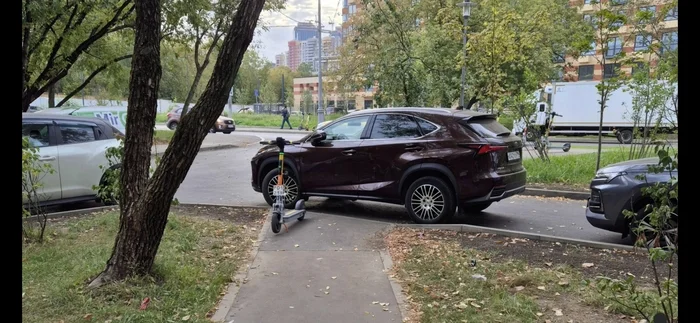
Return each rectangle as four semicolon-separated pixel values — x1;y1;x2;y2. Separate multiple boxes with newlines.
462;118;511;138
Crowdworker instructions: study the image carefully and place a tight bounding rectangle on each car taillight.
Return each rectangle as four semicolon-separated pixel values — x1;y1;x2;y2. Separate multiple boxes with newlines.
468;144;507;155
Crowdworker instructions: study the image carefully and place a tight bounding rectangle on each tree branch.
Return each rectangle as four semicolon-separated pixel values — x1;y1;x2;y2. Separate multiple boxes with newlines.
56;54;133;107
193;24;202;69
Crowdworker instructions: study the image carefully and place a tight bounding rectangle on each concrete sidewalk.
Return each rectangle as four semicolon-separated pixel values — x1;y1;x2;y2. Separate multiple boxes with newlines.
215;212;405;323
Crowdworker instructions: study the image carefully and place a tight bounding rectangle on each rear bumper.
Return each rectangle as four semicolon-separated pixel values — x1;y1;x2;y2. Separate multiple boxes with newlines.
461;168;527;203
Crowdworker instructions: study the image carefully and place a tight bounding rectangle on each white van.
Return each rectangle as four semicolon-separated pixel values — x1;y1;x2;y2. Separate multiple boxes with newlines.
36;106;128;134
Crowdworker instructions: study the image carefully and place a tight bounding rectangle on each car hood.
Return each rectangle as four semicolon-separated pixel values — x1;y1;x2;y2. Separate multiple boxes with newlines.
597;157;660;175
217;116;234;121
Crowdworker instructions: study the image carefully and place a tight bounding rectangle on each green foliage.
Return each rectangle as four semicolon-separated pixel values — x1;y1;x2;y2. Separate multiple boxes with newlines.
260;66;294;105
595;147;678;323
22;137;55;243
301;90;314;115
94;138;124;206
232;113;344;128
295;63;313;78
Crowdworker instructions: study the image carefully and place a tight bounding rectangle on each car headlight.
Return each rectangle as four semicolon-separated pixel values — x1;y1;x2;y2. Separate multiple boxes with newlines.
593;171;627;183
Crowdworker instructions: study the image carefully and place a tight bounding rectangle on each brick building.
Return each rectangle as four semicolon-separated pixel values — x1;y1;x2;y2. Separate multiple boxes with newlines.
564;0;678;82
292;76;377;112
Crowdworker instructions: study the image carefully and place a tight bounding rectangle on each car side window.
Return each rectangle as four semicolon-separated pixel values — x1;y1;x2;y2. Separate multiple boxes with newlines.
415;118;438;135
59;124;96;145
370;114;422;139
324;116;370;141
22;123;51;148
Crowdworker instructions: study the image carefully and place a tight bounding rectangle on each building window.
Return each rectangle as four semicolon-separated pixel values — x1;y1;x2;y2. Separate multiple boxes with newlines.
606;37;622;58
578;65;594;81
634;34;651;51
611;9;625;28
639;6;656;21
665;6;678;21
342;14;347;22
661;31;678;53
603;63;621;78
631;62;646;75
349;4;356;15
583;41;596;56
343;0;348;7
584;0;592;4
610;0;626;6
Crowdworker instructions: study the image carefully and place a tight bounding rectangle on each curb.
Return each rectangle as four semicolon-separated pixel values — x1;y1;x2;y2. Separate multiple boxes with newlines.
236;127;311;134
150;144;238;156
395;223;636;251
521;188;589;200
26;203;267;222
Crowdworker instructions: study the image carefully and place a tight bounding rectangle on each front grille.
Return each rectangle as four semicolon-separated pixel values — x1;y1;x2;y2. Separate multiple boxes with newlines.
224;120;233;124
588;189;603;211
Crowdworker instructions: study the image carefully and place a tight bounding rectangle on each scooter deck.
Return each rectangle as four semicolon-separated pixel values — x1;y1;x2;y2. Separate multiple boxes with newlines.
283;209;305;219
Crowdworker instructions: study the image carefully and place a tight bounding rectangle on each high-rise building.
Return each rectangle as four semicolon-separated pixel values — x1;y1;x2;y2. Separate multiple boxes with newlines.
341;0;362;42
294;22;317;41
563;0;678;82
275;53;287;67
288;40;302;71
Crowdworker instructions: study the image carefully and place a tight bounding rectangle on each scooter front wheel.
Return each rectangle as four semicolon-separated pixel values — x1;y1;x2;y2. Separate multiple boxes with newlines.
271;212;282;233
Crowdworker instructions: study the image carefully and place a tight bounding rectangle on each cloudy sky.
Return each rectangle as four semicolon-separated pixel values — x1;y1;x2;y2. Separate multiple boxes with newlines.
253;0;344;62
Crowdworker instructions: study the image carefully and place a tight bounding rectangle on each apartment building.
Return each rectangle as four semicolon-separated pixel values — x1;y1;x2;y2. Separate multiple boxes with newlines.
287;40;302;71
292;76;377;112
341;0;363;42
565;0;678;82
275;53;287;67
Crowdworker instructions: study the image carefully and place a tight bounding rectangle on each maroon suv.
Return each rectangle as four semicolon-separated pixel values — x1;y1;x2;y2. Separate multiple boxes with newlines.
250;107;526;224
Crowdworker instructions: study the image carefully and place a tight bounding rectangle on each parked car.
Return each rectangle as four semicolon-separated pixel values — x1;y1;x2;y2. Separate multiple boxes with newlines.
586;157;678;241
22;113;122;207
250;107;527;224
36;106;128;134
166;108;236;133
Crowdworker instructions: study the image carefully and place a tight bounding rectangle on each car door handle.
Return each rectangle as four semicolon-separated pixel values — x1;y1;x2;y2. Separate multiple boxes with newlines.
38;156;56;161
404;144;422;151
342;149;356;155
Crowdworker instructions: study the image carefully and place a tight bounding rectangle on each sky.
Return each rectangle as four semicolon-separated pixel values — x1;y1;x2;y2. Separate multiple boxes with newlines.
253;0;344;62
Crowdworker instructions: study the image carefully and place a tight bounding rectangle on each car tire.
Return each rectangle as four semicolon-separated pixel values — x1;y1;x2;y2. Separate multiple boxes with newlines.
617;129;634;144
404;176;456;224
461;202;492;215
262;168;300;209
167;121;178;130
628;203;677;248
224;131;231;134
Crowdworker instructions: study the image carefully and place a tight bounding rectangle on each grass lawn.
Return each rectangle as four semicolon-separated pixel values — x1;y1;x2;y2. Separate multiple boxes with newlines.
523;148;659;190
153;130;174;145
230;112;344;128
22;206;266;323
386;228;676;323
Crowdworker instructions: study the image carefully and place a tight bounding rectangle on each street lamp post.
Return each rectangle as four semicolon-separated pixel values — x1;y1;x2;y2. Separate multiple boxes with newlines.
457;0;474;109
316;0;325;123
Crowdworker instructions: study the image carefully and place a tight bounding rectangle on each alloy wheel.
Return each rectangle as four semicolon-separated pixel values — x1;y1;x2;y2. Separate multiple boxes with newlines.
410;184;445;221
267;174;299;205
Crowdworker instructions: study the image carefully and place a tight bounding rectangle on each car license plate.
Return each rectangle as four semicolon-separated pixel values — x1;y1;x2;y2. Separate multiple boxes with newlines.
227;124;234;128
507;151;521;161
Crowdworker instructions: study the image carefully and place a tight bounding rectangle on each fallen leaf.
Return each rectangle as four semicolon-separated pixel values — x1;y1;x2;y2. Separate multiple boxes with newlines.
545;262;553;267
181;315;190;321
326;286;330;290
558;280;569;286
553;308;563;316
372;301;379;305
324;291;329;295
537;286;546;290
294;244;299;248
515;286;525;291
536;312;544;317
582;263;595;268
139;297;150;310
470;302;481;308
272;272;279;275
455;302;468;309
83;314;92;321
545;320;552;323
332;276;337;280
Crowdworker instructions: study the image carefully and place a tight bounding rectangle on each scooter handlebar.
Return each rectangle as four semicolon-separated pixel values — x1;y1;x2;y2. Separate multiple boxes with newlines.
259;137;292;147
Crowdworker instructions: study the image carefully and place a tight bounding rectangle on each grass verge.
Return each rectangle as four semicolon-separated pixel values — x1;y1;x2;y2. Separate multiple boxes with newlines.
386;228;676;323
22;207;264;323
523;148;659;189
153;130;174;145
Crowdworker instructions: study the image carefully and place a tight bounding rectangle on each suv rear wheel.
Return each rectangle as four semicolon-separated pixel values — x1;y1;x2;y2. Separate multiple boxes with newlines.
168;121;178;130
404;177;456;224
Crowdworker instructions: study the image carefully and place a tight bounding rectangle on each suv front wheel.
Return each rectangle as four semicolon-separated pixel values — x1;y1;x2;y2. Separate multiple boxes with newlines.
262;168;300;209
404;177;456;224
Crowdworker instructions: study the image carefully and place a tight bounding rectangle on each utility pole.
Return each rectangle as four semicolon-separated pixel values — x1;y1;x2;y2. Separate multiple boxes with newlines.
458;0;474;109
227;86;233;116
317;0;325;123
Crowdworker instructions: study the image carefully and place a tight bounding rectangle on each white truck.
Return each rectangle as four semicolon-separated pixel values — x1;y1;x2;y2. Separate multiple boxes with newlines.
512;80;677;144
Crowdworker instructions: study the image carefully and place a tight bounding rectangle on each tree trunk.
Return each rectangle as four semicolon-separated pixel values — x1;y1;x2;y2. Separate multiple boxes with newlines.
181;66;204;115
89;0;267;287
89;0;163;287
465;96;479;110
48;84;56;107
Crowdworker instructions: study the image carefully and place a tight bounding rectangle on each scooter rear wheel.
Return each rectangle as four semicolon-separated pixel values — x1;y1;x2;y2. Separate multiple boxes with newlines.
271;212;282;233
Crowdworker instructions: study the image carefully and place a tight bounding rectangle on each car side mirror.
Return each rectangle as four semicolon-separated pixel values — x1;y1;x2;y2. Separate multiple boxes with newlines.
309;130;327;146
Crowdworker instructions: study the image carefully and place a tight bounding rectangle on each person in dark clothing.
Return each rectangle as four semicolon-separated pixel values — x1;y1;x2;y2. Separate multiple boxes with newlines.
280;106;292;129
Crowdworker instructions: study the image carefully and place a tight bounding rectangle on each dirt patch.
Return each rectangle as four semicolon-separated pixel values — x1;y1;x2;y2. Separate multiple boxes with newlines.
383;228;676;323
529;182;589;192
170;204;267;227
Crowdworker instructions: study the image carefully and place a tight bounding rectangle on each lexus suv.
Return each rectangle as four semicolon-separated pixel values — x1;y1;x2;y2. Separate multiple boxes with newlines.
250;108;527;224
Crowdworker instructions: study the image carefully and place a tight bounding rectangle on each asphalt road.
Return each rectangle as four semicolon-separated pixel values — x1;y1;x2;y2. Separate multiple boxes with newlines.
174;131;628;246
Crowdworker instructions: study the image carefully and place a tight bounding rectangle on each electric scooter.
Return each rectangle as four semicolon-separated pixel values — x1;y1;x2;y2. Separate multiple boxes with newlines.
259;137;307;234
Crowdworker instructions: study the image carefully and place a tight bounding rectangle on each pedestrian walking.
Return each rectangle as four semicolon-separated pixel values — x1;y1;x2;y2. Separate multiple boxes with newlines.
280;106;292;129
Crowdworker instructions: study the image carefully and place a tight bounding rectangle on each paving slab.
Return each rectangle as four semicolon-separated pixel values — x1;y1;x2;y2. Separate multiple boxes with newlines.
223;212;402;323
